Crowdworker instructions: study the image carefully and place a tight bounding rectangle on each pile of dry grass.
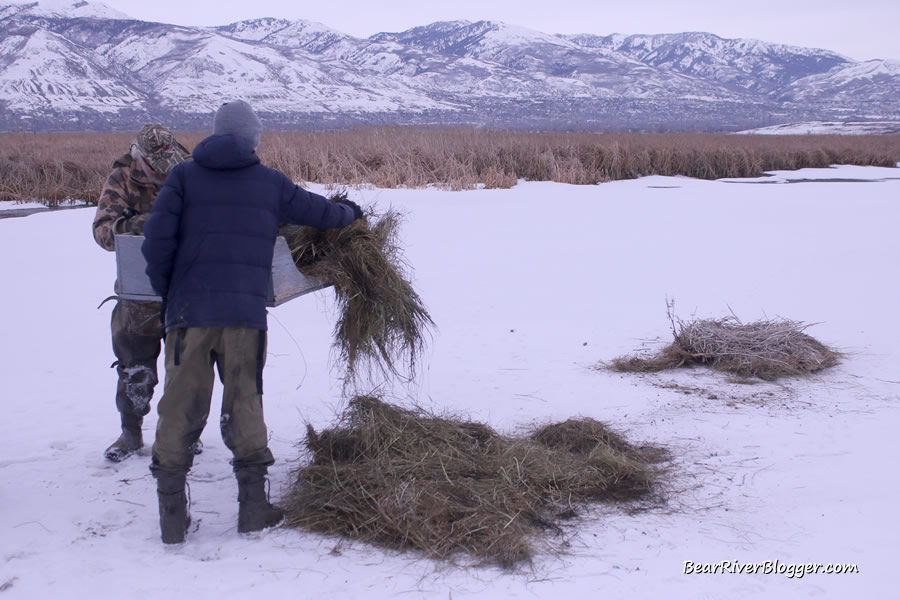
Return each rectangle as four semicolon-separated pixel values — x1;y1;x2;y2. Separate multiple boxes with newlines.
282;396;668;568
610;314;839;380
280;193;434;383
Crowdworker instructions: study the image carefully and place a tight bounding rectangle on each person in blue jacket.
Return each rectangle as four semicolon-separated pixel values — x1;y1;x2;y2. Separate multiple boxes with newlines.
141;100;362;544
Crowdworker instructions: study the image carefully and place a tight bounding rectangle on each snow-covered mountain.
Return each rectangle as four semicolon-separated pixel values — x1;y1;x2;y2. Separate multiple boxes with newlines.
0;0;128;20
564;32;851;95
1;1;898;131
774;60;900;108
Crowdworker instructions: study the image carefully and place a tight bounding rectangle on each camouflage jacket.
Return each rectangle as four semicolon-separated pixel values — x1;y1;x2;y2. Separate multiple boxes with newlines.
92;152;162;252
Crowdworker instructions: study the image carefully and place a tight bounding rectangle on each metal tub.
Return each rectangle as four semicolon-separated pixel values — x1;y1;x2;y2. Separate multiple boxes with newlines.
114;234;329;307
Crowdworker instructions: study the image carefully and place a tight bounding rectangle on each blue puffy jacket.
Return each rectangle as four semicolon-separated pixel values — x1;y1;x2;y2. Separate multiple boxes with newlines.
141;134;354;332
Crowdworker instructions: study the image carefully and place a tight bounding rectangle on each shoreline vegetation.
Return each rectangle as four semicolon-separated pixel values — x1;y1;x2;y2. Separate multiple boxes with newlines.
2;127;899;204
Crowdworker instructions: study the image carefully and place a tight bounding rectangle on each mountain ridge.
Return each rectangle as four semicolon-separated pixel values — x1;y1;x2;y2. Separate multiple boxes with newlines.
1;2;897;131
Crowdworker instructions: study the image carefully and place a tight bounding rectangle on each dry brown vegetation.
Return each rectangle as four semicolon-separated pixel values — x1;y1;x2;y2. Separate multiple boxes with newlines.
283;396;669;568
608;313;840;381
2;128;899;203
280;194;434;385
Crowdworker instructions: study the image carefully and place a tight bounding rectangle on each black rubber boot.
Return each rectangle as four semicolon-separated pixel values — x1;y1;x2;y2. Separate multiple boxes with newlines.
156;473;190;544
104;421;144;463
236;467;284;533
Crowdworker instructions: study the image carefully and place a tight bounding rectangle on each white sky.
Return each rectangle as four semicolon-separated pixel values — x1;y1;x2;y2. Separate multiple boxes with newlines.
50;1;900;60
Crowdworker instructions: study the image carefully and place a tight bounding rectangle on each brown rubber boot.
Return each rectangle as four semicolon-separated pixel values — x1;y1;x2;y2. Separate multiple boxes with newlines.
236;467;284;533
104;424;143;462
156;472;191;544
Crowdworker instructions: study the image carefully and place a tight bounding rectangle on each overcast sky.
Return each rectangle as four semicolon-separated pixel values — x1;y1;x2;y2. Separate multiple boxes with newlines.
73;1;900;61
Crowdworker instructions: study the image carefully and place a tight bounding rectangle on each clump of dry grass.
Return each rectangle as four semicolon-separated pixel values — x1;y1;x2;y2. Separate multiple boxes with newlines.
0;153;106;205
280;193;434;384
283;396;668;568
609;311;840;380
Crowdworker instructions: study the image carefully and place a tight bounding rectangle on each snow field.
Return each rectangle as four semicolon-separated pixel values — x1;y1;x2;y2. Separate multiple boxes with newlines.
0;165;898;599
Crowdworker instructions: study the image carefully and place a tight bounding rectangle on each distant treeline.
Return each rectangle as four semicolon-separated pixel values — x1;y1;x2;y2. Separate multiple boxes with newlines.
2;128;899;204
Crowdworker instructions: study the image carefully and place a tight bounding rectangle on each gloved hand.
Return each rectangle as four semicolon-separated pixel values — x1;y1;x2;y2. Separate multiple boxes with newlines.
128;213;150;235
337;198;364;221
118;207;149;235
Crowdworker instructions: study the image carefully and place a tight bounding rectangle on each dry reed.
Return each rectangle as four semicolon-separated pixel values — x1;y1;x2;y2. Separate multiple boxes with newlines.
2;129;898;202
283;396;668;568
279;194;434;384
609;313;840;380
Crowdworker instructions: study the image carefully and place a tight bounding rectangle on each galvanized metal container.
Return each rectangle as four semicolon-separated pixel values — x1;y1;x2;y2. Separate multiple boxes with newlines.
114;234;329;307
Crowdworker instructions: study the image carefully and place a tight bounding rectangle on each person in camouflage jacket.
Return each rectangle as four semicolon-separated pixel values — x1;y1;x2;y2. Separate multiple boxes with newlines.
92;124;193;462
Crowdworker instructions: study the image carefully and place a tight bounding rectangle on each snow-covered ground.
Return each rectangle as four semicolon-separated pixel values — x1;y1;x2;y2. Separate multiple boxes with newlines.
0;200;87;214
734;120;900;135
1;166;898;599
0;201;47;212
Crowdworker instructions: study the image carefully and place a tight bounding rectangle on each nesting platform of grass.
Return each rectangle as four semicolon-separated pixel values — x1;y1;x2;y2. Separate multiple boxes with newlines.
609;315;839;380
282;396;669;568
279;194;434;383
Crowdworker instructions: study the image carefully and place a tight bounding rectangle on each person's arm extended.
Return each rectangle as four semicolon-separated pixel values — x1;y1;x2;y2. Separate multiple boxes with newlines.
278;175;357;229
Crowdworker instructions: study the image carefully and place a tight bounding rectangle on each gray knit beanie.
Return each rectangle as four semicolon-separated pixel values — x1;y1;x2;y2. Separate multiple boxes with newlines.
213;100;262;148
